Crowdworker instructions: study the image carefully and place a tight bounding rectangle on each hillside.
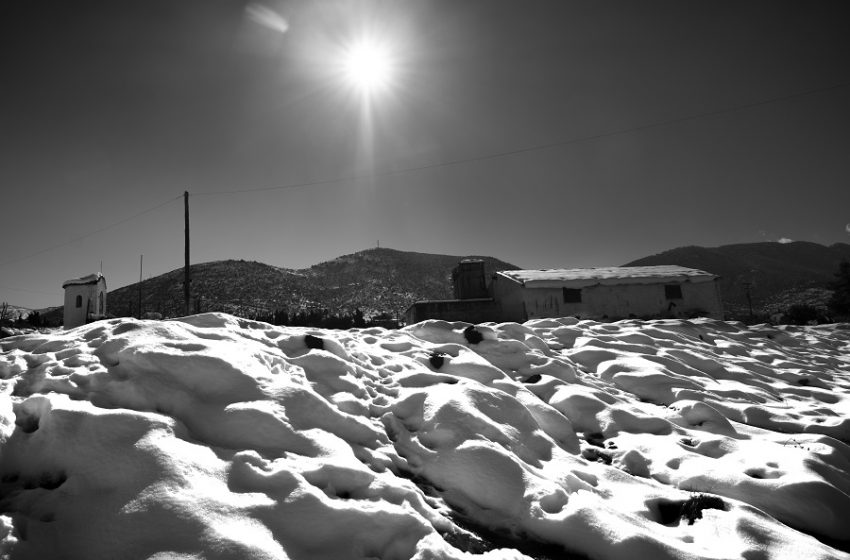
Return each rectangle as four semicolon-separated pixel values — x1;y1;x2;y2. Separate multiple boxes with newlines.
106;248;518;322
107;260;303;320
625;241;850;318
301;249;517;318
45;242;850;325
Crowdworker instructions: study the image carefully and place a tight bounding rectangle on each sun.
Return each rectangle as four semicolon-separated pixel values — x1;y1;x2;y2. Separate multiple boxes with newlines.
341;38;394;95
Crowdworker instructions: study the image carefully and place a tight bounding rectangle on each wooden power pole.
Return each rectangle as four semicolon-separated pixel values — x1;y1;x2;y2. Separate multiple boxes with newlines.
184;191;191;316
743;281;753;321
138;254;143;319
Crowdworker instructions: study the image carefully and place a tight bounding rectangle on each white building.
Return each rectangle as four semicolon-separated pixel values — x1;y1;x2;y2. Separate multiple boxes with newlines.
63;273;107;329
491;265;723;322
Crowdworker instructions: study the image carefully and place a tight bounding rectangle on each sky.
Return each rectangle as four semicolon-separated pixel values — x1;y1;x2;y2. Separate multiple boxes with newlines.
2;0;849;311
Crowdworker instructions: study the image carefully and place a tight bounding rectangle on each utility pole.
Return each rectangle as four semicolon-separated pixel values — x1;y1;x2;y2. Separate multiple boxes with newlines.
184;191;191;316
743;281;753;321
138;254;143;319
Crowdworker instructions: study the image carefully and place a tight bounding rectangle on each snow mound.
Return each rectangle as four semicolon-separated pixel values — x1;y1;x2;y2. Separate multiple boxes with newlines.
1;314;849;560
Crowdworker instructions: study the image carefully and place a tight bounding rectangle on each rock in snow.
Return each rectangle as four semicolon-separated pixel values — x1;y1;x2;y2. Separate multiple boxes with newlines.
1;313;849;560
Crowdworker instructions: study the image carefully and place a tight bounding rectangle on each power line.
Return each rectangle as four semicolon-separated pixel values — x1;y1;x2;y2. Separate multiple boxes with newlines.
0;285;61;297
192;80;850;197
0;195;182;268
4;80;847;279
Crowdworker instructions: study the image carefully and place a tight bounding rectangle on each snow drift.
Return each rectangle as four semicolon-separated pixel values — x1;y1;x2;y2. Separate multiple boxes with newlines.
1;314;849;560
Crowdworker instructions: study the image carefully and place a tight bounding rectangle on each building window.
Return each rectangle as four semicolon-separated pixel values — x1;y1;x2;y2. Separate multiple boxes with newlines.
665;284;683;299
563;288;582;303
75;295;82;308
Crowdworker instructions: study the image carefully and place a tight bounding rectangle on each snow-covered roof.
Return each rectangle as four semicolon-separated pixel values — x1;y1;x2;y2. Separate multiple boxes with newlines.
497;265;717;288
62;272;105;289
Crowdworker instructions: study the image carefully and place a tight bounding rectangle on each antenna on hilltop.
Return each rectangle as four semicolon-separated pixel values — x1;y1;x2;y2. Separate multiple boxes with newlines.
377;240;380;249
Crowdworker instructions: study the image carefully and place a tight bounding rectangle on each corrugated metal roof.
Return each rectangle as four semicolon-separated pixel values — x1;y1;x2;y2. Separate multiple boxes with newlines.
497;265;717;288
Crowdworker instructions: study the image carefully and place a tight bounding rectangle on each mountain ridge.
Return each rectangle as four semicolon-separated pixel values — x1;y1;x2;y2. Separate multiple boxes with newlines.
624;241;850;317
104;248;519;322
32;242;850;325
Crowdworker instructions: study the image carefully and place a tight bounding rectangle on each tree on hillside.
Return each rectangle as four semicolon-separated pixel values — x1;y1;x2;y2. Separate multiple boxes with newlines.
352;308;366;329
26;311;44;328
0;302;15;325
827;260;850;318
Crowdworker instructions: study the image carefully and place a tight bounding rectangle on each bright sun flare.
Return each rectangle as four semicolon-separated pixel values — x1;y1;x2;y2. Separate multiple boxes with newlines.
342;39;393;94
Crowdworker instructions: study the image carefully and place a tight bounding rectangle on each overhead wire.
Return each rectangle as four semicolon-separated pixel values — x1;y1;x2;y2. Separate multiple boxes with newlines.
3;79;849;294
0;194;182;268
0;286;60;297
191;80;850;197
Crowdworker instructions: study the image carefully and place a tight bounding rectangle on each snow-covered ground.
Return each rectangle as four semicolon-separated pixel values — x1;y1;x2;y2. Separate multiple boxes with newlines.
1;313;849;560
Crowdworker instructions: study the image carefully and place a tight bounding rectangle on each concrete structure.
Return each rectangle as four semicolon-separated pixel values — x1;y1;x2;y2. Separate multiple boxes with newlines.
406;260;502;324
452;259;489;299
405;263;723;324
405;297;501;324
491;266;722;322
63;273;107;329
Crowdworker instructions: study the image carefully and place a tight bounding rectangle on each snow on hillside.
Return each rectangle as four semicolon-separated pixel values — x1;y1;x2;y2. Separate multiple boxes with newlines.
1;314;849;560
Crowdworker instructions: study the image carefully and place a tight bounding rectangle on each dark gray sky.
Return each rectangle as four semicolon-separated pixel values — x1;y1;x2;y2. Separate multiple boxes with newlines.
2;0;849;310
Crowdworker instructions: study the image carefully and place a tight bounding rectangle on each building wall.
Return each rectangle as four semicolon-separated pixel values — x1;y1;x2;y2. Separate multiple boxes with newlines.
490;277;527;322
452;261;489;299
405;298;501;325
493;277;723;321
63;279;107;329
